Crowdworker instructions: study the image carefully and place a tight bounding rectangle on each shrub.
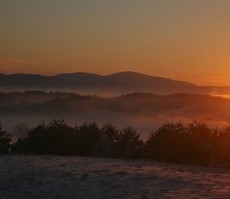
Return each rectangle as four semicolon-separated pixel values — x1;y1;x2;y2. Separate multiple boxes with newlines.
115;127;143;158
0;123;11;153
145;122;191;162
75;122;101;156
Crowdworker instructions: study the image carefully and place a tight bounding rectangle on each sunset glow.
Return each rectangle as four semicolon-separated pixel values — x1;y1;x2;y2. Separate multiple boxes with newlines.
2;2;230;197
1;0;230;85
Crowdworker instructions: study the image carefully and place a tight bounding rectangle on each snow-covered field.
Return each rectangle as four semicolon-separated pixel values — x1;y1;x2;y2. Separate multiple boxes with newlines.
1;156;230;199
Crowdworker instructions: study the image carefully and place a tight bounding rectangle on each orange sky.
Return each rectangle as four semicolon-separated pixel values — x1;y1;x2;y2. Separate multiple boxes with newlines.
0;0;230;86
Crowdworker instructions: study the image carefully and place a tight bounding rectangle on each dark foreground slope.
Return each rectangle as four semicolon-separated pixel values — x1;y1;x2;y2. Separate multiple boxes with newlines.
1;156;230;199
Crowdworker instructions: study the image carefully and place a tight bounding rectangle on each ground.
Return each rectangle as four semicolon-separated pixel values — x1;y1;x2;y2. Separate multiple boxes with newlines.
0;156;230;199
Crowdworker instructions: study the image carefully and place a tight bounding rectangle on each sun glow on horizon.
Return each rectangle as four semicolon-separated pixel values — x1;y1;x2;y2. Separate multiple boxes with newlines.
0;0;230;86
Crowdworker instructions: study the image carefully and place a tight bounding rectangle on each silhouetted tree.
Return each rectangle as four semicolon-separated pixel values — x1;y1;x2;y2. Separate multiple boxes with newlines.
116;127;143;158
0;123;11;153
214;125;230;167
13;123;31;141
11;119;230;169
95;122;120;157
75;122;101;156
186;121;214;164
145;122;194;162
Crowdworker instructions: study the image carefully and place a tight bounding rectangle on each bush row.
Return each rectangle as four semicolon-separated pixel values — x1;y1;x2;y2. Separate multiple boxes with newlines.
1;120;230;168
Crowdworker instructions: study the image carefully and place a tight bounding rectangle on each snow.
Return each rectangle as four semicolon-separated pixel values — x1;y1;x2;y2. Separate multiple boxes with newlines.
1;156;230;198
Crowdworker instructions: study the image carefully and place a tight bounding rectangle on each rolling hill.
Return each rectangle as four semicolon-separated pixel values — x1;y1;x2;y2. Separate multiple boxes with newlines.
0;71;229;95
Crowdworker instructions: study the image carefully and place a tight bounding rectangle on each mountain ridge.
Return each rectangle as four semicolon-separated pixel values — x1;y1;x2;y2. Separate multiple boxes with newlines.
0;71;229;95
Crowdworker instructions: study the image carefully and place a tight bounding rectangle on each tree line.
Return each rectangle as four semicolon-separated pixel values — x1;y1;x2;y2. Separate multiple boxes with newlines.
1;120;230;168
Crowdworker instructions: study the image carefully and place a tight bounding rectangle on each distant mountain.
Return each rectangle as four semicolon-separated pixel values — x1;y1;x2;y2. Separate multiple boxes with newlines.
0;71;229;95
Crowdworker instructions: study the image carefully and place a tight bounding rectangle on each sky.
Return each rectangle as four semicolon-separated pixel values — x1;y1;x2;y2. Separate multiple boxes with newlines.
0;0;230;86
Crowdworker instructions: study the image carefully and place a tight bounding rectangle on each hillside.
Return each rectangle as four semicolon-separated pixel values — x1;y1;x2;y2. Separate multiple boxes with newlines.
1;71;228;95
1;91;230;133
